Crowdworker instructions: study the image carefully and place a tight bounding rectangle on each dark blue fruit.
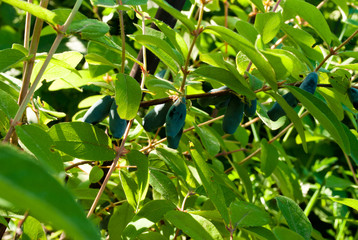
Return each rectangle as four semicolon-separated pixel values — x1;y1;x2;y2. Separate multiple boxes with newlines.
244;98;257;117
167;127;183;149
222;95;244;134
267;92;298;121
109;100;127;139
348;87;358;110
82;95;114;124
166;97;186;137
198;86;231;109
299;72;318;94
142;101;172;132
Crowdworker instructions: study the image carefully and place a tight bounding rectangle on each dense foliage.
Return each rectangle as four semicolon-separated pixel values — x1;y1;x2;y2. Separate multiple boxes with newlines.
1;0;358;239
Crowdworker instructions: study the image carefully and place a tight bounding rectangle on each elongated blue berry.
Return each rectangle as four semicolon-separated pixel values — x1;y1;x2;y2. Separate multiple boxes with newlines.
244;98;257;117
143;101;172;132
166;97;186;137
198;86;231;109
82;95;113;124
348;87;358;110
167;127;183;149
109;100;127;139
222;95;244;134
299;72;318;94
267;92;298;121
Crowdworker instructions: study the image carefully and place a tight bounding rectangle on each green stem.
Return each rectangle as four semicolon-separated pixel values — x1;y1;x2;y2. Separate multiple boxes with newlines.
116;0;126;74
18;0;49;105
303;185;322;216
87;120;134;217
179;3;205;94
3;0;83;143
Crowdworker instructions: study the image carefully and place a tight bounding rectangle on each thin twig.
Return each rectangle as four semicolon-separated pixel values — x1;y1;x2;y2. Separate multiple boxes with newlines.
344;153;358;185
87;120;133;217
179;2;205;93
65;161;95;171
315;28;358;72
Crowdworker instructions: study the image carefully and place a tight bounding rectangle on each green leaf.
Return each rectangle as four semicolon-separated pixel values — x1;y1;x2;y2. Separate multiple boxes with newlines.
115;73;141;120
154;147;196;188
145;76;179;93
342;124;358;166
0;48;26;72
260;138;279;177
68;19;109;39
151;0;195;32
329;198;358;212
193;66;256;99
108;202;135;239
194;124;221;157
127;150;149;204
270;91;307;152
0;216;8;228
243;227;277;240
1;0;60;26
32;51;83;84
235;20;259;44
129;34;183;72
120;169;138;208
16;124;63;175
249;0;265;12
123;0;148;5
263;49;306;81
282;0;332;45
254;12;282;44
153;19;189;58
205;26;277;90
276;196;312;240
85;53;118;69
89;166;104;183
123;200;176;238
165;211;223;240
48;122;116;160
0;88;19;119
287;86;350;153
149;169;178;204
0;144;100;240
20;216;46;240
281;25;323;62
273;161;303;202
90;36;142;66
190;149;230;224
318;88;344;121
230;200;271;228
325;175;353;189
273;227;305;240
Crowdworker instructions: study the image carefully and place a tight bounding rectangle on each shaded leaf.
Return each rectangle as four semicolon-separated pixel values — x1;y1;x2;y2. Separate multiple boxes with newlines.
230;200;271;228
149;169;178;204
276;196;312;240
165;211;223;240
191;149;230;224
287;86;350;153
48;122;116;161
0;144;100;240
282;0;331;44
260;138;279;177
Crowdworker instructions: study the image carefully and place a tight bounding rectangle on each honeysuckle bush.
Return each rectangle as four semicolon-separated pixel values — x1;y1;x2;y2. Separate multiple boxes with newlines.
1;0;358;239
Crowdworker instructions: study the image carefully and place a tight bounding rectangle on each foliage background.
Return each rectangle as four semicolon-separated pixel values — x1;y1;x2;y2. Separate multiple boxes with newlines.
1;0;358;239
